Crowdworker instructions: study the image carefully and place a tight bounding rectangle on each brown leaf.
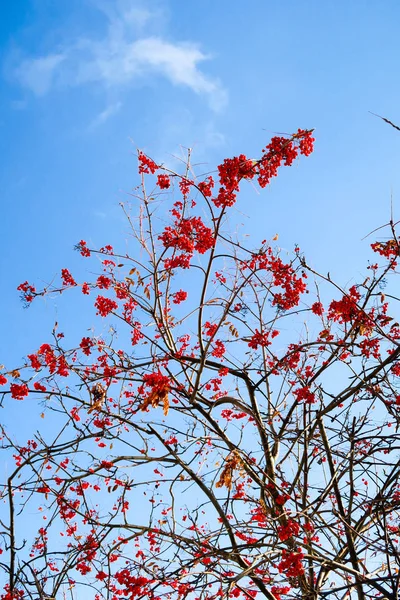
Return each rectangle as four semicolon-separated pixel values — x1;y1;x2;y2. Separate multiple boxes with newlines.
229;323;239;338
216;451;244;490
163;393;169;416
88;383;106;414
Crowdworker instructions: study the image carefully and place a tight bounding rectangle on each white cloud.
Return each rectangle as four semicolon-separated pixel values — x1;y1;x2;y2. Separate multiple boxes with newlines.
12;3;227;111
94;0;155;32
89;101;122;129
16;53;66;96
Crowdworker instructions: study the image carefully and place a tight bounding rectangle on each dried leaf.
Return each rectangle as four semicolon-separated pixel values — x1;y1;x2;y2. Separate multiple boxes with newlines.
229;324;239;338
163;393;169;416
216;451;244;490
88;383;106;414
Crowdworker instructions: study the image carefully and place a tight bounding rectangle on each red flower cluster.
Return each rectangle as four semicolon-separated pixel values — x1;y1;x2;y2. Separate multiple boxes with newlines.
248;328;279;350
179;178;192;197
33;382;46;392
76;240;91;257
213;130;314;209
75;535;100;576
269;256;307;310
250;505;268;525
270;586;291;600
164;254;192;270
10;383;29;400
293;386;316;404
61;268;77;287
172;290;188;304
138;152;158;174
39;344;56;370
122;298;137;323
0;585;25;600
131;322;144;346
198;176;214;198
204;322;218;338
96;275;112;289
159;216;215;270
17;280;36;304
328;285;361;323
80;337;94;356
392;362;400;376
257;130;314;188
211;340;226;358
311;302;324;316
114;282;129;299
247;248;307;311
27;343;69;377
137;371;172;414
156;174;171;189
159;216;215;255
27;352;41;370
113;570;152;598
278;549;305;577
214;154;255;208
298;129;314;155
94;296;118;317
277;518;300;542
142;372;171;392
99;244;114;255
371;239;400;259
359;338;380;359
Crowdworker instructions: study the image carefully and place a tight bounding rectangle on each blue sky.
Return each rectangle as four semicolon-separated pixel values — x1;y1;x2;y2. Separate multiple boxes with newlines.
2;0;400;364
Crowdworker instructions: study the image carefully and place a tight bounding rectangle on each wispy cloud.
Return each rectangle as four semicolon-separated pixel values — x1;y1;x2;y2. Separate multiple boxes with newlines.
11;2;227;112
89;101;122;130
16;53;67;97
93;0;155;32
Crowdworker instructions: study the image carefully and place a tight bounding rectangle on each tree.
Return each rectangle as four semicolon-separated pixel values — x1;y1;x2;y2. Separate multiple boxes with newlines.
1;129;400;600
